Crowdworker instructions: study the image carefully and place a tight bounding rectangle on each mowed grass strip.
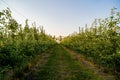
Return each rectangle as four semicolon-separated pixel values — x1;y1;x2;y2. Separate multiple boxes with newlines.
60;46;104;80
21;47;55;80
34;45;103;80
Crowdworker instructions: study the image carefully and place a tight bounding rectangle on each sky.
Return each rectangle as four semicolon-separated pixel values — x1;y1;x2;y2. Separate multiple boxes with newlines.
0;0;120;36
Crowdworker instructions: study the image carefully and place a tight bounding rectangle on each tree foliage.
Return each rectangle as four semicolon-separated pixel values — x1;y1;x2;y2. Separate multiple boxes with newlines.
0;8;56;79
61;8;120;79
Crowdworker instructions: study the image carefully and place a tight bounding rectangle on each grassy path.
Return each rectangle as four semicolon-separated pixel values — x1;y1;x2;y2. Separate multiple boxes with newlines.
23;48;54;80
26;45;103;80
64;47;115;80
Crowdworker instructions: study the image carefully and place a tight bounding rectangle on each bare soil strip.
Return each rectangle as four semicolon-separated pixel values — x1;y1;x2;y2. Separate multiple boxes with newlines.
34;45;103;80
33;45;74;80
64;47;115;80
17;45;109;80
23;48;54;80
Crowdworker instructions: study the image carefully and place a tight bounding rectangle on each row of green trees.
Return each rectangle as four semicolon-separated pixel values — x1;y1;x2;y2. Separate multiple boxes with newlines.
61;8;120;79
0;8;56;79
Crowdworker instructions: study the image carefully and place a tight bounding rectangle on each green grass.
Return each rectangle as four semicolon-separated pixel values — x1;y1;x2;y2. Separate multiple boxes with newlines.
33;45;58;80
34;45;103;80
60;46;103;80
